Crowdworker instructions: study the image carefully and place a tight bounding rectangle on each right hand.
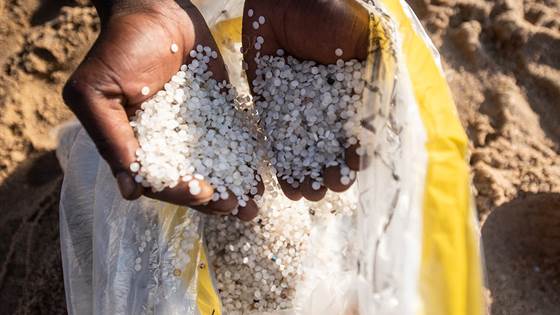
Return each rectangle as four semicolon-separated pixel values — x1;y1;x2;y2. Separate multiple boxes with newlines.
63;0;260;220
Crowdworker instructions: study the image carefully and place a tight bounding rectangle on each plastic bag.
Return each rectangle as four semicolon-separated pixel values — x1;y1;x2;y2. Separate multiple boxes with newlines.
57;1;484;314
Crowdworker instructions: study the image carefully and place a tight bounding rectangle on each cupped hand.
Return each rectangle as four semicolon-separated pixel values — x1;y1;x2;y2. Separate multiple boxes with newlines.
63;0;260;220
242;0;370;201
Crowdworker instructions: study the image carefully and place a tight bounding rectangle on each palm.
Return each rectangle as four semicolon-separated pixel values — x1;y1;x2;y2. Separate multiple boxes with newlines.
85;8;227;113
66;4;244;216
242;0;370;201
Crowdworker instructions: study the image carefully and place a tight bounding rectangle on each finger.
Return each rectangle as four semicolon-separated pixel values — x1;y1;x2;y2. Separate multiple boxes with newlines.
278;178;303;201
255;177;265;196
206;189;239;213
236;199;259;221
185;6;229;82
143;178;214;207
191;204;231;216
324;166;355;192
63;70;141;200
345;144;370;171
242;3;279;92
301;176;328;201
248;172;265;198
116;172;143;200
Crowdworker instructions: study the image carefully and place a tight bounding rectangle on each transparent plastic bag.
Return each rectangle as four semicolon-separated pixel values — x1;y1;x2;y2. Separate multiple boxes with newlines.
58;1;484;315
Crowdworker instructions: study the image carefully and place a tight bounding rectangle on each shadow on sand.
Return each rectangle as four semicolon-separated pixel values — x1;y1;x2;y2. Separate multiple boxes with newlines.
483;192;560;315
0;150;66;314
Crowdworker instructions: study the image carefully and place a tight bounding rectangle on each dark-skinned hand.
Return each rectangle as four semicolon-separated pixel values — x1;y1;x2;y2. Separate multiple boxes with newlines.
242;0;370;201
63;0;261;220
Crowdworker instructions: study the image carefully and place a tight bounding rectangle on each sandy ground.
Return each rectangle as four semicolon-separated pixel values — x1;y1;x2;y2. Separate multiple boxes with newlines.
0;0;558;314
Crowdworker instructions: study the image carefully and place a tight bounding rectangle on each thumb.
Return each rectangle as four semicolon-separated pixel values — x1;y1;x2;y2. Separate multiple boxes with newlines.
63;71;142;200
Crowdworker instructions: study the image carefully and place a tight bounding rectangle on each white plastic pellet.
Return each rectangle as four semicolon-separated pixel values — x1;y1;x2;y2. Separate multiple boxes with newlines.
220;191;229;200
129;162;140;172
335;48;343;57
356;147;366;156
170;43;179;53
258;16;265;24
189;184;202;196
141;86;150;96
336;73;345;81
311;181;321;190
130;45;262;205
247;9;254;17
252;21;259;30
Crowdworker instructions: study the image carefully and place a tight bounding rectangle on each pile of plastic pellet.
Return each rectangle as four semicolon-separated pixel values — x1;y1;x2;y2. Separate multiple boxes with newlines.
252;53;366;189
129;6;368;313
205;172;356;314
245;7;367;190
202;10;364;311
129;45;262;205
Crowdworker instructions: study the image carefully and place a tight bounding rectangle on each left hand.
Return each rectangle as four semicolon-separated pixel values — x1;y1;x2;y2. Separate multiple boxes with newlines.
242;0;370;201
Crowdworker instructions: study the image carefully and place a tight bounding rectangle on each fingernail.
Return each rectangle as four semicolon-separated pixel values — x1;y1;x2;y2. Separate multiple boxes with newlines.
117;172;136;200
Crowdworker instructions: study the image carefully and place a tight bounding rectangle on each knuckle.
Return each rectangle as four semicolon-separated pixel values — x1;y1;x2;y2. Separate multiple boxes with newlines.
62;75;90;111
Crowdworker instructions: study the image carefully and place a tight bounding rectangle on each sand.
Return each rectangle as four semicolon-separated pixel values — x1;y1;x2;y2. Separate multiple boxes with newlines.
0;0;558;313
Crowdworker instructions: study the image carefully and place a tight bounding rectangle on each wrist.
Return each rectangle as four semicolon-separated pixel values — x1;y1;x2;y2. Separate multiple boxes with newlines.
93;0;193;24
